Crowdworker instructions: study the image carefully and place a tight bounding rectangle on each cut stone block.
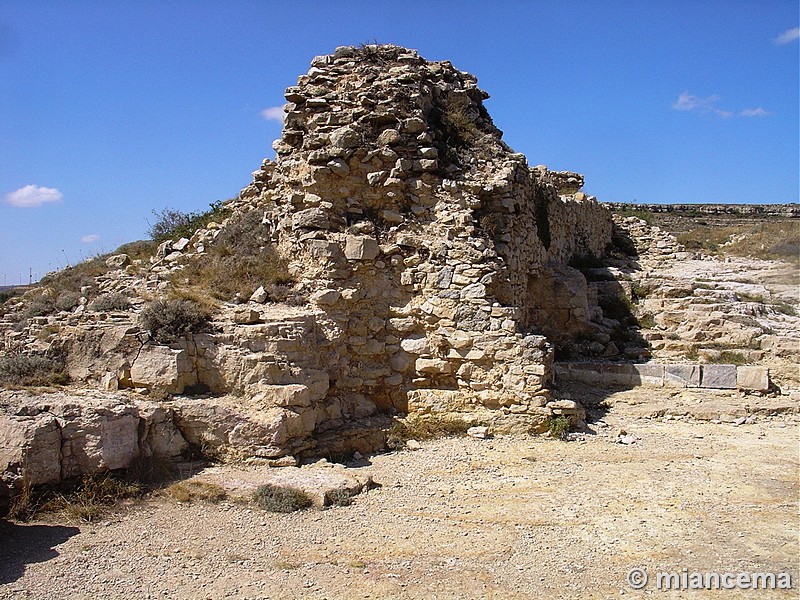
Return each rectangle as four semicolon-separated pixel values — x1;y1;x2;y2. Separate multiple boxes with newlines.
633;363;665;387
665;364;701;388
701;364;737;389
736;366;769;392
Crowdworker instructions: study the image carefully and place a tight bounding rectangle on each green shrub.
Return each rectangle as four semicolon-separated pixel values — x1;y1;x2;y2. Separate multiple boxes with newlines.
0;353;69;387
253;484;313;513
544;415;571;440
55;291;80;312
0;289;19;304
713;350;748;365
89;292;130;312
23;295;56;318
139;298;211;343
147;200;233;242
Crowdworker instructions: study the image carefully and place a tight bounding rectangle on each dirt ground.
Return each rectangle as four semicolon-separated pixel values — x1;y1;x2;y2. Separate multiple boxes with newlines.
1;387;797;600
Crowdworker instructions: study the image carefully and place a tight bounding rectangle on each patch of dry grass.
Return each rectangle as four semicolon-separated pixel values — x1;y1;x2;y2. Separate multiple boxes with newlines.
164;480;227;503
386;414;472;451
677;220;799;263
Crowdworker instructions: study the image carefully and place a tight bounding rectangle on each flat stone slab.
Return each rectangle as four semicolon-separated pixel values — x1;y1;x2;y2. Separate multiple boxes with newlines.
701;364;737;389
665;364;701;388
194;460;373;507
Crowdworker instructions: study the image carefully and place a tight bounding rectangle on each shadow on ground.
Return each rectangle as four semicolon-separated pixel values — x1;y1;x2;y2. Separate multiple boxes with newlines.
0;520;80;584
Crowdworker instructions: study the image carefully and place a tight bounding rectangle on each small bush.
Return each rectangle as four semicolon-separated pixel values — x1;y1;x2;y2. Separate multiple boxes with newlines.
544;415;571;440
23;295;56;318
386;414;471;451
253;484;313;513
0;354;68;387
54;291;80;312
613;207;655;224
139;298;211;343
89;292;130;312
47;474;141;523
325;488;354;507
0;289;19;304
7;478;38;521
165;480;227;503
147;200;233;242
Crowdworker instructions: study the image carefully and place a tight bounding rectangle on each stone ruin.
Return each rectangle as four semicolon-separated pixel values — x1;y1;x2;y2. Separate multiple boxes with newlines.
0;45;616;503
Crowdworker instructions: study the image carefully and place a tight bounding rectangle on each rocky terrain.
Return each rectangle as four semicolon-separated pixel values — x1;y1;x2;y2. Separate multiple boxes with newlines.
0;44;797;598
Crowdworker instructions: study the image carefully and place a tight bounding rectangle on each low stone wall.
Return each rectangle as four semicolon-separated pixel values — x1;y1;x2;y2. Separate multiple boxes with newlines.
554;362;770;392
603;202;799;218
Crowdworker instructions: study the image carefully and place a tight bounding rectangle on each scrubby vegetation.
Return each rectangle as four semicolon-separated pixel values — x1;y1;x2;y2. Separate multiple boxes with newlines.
386;414;472;451
676;220;799;263
139;298;211;343
544;415;572;440
165;480;228;504
253;484;313;513
173;209;300;303
9;472;141;523
0;353;68;388
89;292;130;312
147;200;233;242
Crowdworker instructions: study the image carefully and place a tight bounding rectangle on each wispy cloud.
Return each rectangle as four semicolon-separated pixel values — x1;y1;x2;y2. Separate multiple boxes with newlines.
80;234;100;243
4;184;63;207
740;107;770;117
260;106;284;122
774;27;800;45
672;93;772;119
671;92;733;118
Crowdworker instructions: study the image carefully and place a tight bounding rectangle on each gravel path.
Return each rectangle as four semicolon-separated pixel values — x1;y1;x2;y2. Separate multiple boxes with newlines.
1;391;798;599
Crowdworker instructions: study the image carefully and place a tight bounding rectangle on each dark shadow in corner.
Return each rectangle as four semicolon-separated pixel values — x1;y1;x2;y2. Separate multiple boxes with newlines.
0;520;81;584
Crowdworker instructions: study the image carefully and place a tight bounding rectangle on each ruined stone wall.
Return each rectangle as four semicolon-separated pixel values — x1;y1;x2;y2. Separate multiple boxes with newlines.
233;45;613;430
0;46;616;469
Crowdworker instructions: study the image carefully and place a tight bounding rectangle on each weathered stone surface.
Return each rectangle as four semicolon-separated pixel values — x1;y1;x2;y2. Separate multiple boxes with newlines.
665;364;701;387
250;286;268;303
197;460;373;507
0;44;622;484
0;392;189;505
105;254;130;269
736;366;769;392
701;364;738;389
129;345;192;393
344;235;380;260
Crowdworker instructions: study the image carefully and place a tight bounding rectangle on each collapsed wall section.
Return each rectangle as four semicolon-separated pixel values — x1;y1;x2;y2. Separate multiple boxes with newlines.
234;45;613;432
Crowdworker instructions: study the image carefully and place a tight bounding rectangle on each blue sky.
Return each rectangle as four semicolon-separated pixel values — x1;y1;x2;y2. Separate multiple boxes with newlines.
1;1;798;284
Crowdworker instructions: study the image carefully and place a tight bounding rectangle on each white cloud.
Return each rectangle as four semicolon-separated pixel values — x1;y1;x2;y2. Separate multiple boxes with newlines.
4;184;63;208
671;92;732;118
774;27;800;45
80;234;100;243
740;107;770;117
260;106;284;122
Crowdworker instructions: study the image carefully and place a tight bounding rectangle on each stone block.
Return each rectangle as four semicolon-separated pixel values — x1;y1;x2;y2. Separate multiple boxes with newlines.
701;364;737;389
130;345;190;393
736;366;769;392
311;289;341;306
665;364;701;387
344;235;380;260
415;358;452;374
633;363;665;387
